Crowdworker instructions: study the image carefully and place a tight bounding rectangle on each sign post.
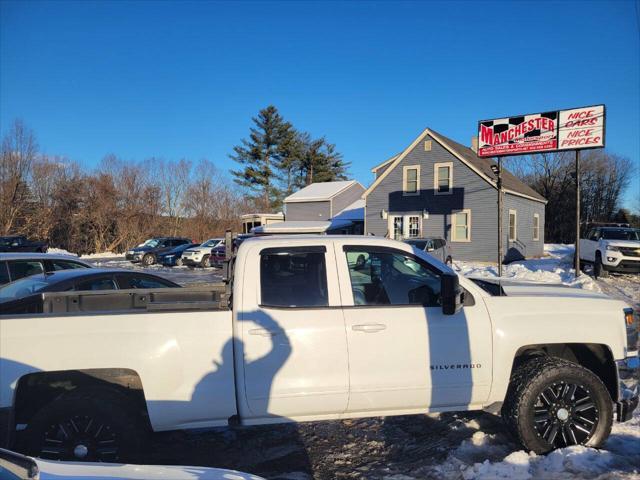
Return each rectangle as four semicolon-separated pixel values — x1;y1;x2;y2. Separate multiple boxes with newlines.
575;150;580;276
478;105;605;279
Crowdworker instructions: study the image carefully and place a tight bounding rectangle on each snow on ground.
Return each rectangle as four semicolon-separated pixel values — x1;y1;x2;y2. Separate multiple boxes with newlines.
454;243;639;310
454;243;601;292
428;406;640;480
46;247;79;256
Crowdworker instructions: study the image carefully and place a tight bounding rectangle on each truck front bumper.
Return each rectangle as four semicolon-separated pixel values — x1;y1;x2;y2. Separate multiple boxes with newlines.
616;353;639;422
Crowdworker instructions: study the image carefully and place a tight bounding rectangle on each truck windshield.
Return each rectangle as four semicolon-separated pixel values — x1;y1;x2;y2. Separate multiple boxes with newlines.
0;275;49;302
601;229;640;241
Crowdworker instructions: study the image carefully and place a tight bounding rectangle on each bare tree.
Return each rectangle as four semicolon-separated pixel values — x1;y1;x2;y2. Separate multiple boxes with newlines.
0;119;38;233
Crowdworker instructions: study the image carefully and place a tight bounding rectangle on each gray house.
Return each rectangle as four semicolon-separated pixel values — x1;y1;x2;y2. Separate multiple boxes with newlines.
364;128;546;262
284;180;365;233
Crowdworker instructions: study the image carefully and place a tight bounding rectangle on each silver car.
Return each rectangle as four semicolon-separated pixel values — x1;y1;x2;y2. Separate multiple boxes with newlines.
405;237;452;265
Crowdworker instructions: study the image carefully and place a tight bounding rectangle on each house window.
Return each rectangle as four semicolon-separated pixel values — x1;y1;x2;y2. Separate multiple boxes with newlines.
403;165;420;196
389;215;421;239
393;216;404;240
533;213;540;241
408;216;420;238
434;162;453;195
452;210;471;242
509;210;517;241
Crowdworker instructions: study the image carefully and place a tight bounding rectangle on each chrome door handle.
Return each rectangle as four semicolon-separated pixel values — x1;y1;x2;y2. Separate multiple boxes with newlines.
249;328;279;337
352;323;387;333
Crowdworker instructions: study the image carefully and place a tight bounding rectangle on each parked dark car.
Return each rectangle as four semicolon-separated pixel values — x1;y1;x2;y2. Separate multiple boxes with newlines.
0;253;92;286
0;236;48;253
404;237;452;265
158;243;199;267
125;237;192;266
209;245;226;268
0;268;180;314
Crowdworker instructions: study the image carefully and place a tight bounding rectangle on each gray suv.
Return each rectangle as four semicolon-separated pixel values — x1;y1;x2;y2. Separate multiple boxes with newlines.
404;238;452;265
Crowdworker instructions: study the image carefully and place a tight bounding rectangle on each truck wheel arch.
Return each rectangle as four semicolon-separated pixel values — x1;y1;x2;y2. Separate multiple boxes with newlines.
509;343;618;402
12;368;151;438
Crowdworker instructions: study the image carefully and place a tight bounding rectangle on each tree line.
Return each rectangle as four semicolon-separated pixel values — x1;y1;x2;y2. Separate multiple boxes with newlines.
0;107;348;254
503;150;638;243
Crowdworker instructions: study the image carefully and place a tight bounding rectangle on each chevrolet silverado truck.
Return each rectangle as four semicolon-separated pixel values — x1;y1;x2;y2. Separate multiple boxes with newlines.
579;226;640;278
0;235;637;463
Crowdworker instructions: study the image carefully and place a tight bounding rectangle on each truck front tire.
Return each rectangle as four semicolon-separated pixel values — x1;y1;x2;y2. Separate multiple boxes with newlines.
594;253;609;278
22;388;145;462
502;356;612;454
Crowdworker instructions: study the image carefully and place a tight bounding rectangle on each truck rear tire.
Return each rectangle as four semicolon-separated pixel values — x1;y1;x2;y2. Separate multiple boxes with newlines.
502;356;612;454
23;388;145;462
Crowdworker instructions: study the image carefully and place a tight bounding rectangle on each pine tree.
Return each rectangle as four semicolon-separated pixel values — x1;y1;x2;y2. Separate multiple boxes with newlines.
230;106;293;210
294;134;350;187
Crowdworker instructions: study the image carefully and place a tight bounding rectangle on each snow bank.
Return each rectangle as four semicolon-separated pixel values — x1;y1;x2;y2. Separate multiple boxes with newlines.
46;247;78;256
79;251;120;259
454;243;600;292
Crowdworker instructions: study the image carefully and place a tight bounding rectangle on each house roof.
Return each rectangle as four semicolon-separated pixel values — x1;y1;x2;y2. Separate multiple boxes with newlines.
363;128;547;204
333;199;365;221
252;219;353;234
284;180;362;203
371;153;401;173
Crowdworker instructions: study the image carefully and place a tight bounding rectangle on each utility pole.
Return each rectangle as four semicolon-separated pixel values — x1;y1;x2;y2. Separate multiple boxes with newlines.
574;150;581;278
491;161;503;278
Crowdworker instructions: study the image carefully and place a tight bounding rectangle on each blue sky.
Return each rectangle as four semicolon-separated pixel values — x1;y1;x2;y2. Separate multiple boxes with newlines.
1;0;638;208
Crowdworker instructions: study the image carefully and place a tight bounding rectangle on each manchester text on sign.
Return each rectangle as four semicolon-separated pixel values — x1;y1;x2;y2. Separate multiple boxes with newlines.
477;105;605;157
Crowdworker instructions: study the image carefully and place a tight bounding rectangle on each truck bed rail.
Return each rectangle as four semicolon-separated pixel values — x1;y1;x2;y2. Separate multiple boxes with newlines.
33;284;228;314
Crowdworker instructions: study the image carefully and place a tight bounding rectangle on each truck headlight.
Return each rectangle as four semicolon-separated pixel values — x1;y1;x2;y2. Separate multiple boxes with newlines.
607;246;621;252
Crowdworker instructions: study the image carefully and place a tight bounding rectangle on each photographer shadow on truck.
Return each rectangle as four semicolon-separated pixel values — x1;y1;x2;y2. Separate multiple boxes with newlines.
177;311;313;475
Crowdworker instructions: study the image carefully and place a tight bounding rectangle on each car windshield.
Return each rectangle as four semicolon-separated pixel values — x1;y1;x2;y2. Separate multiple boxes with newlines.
139;239;160;248
601;229;640;241
406;240;427;250
0;275;50;302
201;239;220;247
0;237;18;246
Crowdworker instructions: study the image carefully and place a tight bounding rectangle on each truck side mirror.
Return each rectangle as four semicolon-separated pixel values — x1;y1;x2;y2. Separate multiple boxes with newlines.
441;273;463;315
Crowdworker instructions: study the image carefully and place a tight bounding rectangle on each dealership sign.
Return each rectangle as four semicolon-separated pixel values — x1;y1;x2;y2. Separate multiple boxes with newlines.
477;105;605;157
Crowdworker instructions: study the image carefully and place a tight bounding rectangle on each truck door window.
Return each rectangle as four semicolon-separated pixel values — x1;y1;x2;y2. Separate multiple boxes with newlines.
260;246;328;307
344;247;441;307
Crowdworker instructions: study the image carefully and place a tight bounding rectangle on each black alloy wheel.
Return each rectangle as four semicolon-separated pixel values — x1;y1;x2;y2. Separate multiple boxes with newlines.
24;388;144;462
533;381;599;448
39;414;120;461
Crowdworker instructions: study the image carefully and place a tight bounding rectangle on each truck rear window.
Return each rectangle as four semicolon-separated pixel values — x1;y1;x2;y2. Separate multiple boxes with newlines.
260;246;328;308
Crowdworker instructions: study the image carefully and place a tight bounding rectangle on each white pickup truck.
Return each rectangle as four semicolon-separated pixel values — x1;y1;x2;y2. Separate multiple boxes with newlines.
579;226;640;278
0;235;637;463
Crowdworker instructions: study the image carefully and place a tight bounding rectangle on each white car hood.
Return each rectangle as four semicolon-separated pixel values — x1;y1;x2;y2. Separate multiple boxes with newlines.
500;283;609;299
37;459;264;480
602;240;640;248
468;277;609;300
